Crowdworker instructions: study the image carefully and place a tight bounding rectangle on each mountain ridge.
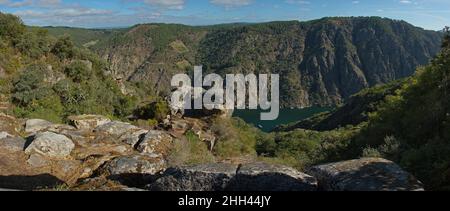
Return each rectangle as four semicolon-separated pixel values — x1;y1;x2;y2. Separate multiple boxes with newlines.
48;16;442;107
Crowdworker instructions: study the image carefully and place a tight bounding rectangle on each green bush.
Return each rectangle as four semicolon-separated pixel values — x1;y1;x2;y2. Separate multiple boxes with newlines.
0;13;25;40
64;60;92;82
212;117;258;158
134;99;170;121
51;36;75;60
167;130;215;166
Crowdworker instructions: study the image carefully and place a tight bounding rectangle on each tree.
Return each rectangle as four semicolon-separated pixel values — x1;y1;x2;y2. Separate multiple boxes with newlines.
443;26;450;49
51;36;75;60
12;65;52;106
0;13;26;40
64;60;92;82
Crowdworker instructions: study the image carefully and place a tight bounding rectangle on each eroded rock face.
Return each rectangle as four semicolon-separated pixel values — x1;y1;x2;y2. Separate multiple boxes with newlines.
228;163;318;191
149;163;237;191
0;136;26;152
307;158;424;191
25;132;75;159
106;154;166;176
0;131;12;139
25;119;54;134
136;130;173;157
95;121;140;137
150;163;318;191
68;115;111;130
104;154;166;187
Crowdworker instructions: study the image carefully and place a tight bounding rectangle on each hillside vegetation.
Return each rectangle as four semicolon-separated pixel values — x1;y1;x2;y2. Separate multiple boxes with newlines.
83;17;442;108
262;31;450;190
0;13;136;123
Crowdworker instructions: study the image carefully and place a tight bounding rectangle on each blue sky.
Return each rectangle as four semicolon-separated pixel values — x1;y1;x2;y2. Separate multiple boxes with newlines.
0;0;448;30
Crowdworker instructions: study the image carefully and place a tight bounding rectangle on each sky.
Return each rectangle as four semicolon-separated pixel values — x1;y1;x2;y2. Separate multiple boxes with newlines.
0;0;449;30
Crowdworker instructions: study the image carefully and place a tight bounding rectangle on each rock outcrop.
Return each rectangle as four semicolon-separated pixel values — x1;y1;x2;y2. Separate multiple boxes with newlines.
68;115;111;130
307;158;424;191
0;113;427;191
150;163;318;191
25;132;75;159
136;130;173;157
25;119;54;134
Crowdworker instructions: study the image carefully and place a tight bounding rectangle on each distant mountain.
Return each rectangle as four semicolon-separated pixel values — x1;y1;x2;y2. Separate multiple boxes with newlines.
59;17;443;107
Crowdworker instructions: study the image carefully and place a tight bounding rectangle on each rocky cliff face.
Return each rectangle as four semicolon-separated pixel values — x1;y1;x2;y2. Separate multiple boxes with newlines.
94;17;442;107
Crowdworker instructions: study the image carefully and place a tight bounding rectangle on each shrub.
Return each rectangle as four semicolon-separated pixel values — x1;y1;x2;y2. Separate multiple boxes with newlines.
64;60;92;82
51;36;75;60
167;130;215;166
0;13;25;40
134;99;170;121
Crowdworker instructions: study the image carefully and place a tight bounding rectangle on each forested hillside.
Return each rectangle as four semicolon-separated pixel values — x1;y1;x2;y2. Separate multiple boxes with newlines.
87;17;442;107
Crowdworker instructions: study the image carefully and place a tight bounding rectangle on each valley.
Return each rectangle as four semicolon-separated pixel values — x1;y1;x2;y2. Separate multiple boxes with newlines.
1;11;450;191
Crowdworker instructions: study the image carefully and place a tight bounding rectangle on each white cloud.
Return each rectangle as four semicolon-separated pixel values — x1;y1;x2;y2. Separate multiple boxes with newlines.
143;0;185;10
285;0;310;5
400;0;412;4
210;0;254;8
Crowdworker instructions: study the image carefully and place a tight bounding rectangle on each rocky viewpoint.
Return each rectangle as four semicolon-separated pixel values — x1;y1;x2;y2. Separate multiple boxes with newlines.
0;112;424;191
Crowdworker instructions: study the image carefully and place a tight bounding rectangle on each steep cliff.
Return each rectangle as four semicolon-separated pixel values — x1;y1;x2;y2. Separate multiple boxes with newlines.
92;17;442;107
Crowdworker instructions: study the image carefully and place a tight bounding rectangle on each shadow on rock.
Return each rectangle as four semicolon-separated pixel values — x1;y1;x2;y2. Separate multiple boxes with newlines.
0;174;65;190
107;173;160;188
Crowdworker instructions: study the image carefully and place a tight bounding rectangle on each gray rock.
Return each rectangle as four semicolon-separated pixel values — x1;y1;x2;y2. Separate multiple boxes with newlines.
94;121;140;137
151;163;318;191
25;132;75;159
25;119;54;133
106;154;166;176
136;130;173;156
149;163;237;191
0;131;12;139
0;136;26;152
105;154;166;187
27;153;51;168
68;115;111;130
120;129;148;147
228;163;318;191
307;158;425;191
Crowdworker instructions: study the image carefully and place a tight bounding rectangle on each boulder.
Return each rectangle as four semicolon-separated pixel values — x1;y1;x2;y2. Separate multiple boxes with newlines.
25;132;75;159
150;162;317;191
106;154;165;176
0;131;12;139
27;153;51;168
105;154;166;187
149;163;237;191
120;129;148;148
25;119;54;134
95;121;140;137
228;163;318;191
68;115;111;130
136;130;173;157
307;158;424;191
0;136;26;152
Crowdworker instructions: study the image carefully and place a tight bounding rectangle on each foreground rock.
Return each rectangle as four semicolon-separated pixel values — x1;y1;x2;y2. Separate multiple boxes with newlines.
25;132;75;159
136;130;173;157
0;136;26;152
25;119;54;134
104;154;166;187
68;115;111;130
150;163;237;191
150;163;317;191
307;158;424;191
0;131;12;139
229;163;317;191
